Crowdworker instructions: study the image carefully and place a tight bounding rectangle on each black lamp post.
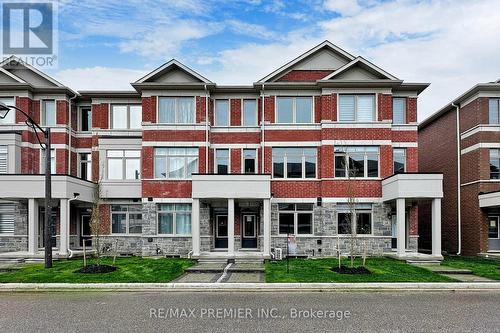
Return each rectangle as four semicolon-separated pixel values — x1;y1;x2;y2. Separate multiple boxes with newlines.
0;102;53;268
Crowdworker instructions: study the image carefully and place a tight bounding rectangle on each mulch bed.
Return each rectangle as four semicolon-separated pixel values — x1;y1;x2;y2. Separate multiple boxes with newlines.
75;264;117;274
331;265;372;275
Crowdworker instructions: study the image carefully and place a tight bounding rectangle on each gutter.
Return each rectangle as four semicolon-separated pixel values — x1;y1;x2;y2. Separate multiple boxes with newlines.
452;102;462;255
204;84;209;172
261;84;265;173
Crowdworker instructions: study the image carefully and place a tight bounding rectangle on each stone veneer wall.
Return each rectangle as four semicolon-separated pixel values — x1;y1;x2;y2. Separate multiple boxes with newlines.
0;201;28;253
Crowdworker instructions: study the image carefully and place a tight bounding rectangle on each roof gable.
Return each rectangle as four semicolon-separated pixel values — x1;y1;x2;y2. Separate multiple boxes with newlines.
258;40;355;83
135;59;212;84
322;57;399;81
0;56;63;87
0;67;26;84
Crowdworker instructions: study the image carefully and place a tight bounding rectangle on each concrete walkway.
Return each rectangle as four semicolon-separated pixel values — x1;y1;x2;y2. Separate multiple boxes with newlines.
176;262;265;283
422;265;497;282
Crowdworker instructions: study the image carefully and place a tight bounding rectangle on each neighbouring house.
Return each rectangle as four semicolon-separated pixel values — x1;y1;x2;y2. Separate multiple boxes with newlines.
419;79;500;256
0;41;443;260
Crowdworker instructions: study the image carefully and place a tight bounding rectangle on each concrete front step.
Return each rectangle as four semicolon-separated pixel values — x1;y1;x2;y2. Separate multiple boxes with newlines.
406;260;442;266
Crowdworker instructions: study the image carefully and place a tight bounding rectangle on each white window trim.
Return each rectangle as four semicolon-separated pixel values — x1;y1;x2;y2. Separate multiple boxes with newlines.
272;148;317;179
78;152;92;181
336;209;374;235
106;150;141;180
110;205;142;235
489;98;500;125
274;96;314;124
393;148;407;174
153;147;199;180
242;98;258;127
488;216;500;239
215;148;231;174
78;105;92;132
278;205;314;236
0;97;15;124
41;99;56;127
214;99;230;127
110;104;142;129
392;97;407;124
156;96;196;125
337;93;378;122
334;147;380;179
157;204;192;236
241;148;258;174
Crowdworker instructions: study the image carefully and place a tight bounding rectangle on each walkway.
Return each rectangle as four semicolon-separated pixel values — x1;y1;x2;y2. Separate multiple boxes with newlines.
175;262;265;283
422;265;496;282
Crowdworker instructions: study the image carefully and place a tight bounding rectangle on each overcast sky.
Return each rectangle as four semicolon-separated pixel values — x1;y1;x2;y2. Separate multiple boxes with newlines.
50;0;500;121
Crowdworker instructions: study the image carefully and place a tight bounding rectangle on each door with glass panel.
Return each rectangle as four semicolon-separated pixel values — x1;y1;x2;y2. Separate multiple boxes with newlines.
215;215;228;249
242;215;257;249
80;214;91;246
488;216;500;251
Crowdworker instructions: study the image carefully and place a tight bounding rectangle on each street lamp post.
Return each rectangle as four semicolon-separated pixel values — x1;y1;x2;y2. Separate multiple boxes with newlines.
0;102;53;268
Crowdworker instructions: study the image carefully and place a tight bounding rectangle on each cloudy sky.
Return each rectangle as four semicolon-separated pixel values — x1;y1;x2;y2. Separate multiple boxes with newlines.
48;0;500;121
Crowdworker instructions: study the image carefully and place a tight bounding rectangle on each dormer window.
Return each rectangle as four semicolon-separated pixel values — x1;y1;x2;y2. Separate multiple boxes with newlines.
158;97;195;124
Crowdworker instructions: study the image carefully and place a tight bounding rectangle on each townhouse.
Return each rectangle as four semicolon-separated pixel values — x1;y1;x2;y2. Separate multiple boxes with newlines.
419;80;500;255
0;41;443;261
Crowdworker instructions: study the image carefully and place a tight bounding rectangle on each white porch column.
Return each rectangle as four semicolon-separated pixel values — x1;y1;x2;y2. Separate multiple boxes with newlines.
192;198;200;256
28;199;39;255
396;198;406;257
59;199;69;256
432;198;442;257
228;198;235;255
263;199;271;256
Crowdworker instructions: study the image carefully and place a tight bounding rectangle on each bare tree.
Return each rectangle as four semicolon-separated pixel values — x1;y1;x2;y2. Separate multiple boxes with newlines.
345;150;358;268
90;180;104;266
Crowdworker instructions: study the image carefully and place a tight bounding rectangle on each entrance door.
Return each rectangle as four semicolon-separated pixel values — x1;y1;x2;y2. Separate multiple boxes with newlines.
242;215;257;249
488;216;500;251
215;215;228;249
80;215;92;247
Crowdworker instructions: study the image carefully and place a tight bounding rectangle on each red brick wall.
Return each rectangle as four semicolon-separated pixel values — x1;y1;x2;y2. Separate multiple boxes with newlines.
196;96;207;123
321;93;337;121
460;97;489;132
230;99;241;126
92;103;109;129
99;204;111;235
378;94;392;121
314;96;321;123
264;96;275;123
380;145;393;178
142;96;157;123
142;181;192;197
231;149;241;173
56;100;69;125
320;145;333;178
406;147;418;172
407;97;417;123
142;146;154;179
276;70;334;82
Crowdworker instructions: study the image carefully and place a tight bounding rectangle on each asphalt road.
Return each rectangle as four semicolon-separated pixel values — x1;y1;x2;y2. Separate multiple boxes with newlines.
1;291;499;332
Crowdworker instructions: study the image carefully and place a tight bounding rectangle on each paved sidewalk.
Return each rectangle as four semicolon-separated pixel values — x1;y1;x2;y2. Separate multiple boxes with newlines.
422;265;496;282
176;262;265;283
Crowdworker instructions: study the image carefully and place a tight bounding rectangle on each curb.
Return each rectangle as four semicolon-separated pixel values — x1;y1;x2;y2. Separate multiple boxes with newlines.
1;282;500;292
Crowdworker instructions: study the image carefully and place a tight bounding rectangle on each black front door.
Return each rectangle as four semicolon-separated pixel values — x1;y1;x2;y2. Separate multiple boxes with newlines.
242;215;257;248
215;215;228;249
80;215;92;247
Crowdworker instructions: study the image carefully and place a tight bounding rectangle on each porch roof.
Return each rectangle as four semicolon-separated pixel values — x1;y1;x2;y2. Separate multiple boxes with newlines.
191;174;271;199
382;173;443;202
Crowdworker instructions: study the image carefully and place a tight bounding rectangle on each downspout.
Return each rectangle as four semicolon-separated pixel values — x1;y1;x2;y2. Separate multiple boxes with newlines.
452;102;462;255
261;84;265;173
68;93;78;175
67;194;79;258
204;85;209;173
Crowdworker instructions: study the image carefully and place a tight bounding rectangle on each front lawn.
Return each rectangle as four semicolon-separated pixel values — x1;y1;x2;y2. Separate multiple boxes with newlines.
265;257;456;283
443;256;500;281
0;257;195;283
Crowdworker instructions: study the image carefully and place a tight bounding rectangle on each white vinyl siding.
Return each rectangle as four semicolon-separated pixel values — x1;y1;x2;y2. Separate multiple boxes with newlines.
339;95;375;122
0;204;15;234
0;146;7;174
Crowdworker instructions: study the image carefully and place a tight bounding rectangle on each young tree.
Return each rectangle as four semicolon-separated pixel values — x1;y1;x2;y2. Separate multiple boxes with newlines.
90;180;104;266
344;150;358;268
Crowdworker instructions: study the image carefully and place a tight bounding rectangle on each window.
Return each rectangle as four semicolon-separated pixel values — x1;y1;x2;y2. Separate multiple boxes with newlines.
154;148;198;179
337;204;372;235
489;99;500;124
80;107;92;131
272;147;316;179
215;149;229;174
243;99;257;126
0;204;14;234
243;149;257;174
107;150;140;180
393;98;406;124
490;149;500;179
111;205;142;234
79;153;92;181
40;149;56;174
278;203;313;235
0;97;15;124
158;204;192;235
158;97;195;124
111;105;141;129
489;216;499;239
334;146;379;178
0;146;7;174
215;100;229;126
41;100;56;126
393;148;406;174
339;95;375;122
276;97;312;123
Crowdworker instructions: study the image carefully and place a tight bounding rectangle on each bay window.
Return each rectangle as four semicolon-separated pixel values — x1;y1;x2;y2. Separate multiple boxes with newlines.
334;146;379;178
111;205;142;234
337;204;372;235
158;204;192;235
215;100;229;126
243;99;257;126
272;147;316;179
0;97;15;124
154;148;198;179
392;98;406;124
338;95;375;122
276;97;312;123
111;104;141;129
490;149;500;179
107;150;141;180
158;97;195;123
278;203;313;235
489;99;500;124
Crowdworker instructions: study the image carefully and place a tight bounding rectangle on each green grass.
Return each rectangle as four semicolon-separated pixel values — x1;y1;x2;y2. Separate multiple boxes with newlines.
0;256;195;283
443;256;500;281
265;257;456;283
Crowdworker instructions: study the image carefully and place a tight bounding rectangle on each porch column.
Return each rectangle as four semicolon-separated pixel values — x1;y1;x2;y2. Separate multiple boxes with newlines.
431;198;442;257
192;198;200;256
59;199;69;256
263;199;271;256
396;198;406;257
28;199;39;255
228;198;235;255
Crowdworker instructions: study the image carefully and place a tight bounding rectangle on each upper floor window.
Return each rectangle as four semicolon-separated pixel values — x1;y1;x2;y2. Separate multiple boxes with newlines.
337;204;372;235
215;100;229;126
392;98;406;124
0;146;7;174
215;149;229;174
111;205;142;234
338;95;375;122
154;148;198;179
489;99;500;124
41;100;56;126
80;107;92;131
243;149;257;174
276;97;312;123
158;97;194;124
335;146;379;178
0;203;15;234
107;150;140;180
0;97;15;124
40;149;56;174
243;99;257;126
111;104;141;129
490;149;500;179
393;148;406;174
158;203;192;235
79;153;92;181
278;203;313;235
272;147;316;179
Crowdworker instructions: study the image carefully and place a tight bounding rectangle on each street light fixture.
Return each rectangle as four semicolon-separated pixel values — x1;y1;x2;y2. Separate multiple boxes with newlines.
0;102;53;268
